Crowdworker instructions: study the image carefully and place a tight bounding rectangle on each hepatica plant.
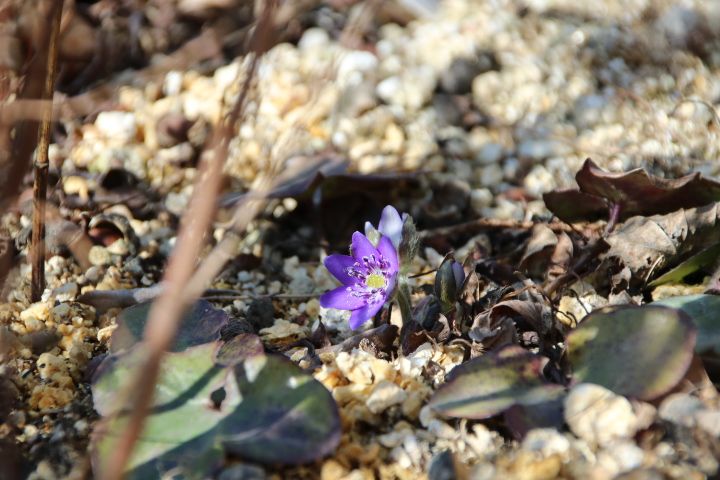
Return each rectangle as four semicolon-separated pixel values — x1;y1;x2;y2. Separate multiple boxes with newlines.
321;205;417;329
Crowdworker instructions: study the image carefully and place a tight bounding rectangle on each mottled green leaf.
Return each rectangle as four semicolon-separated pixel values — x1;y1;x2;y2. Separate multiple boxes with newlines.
428;346;564;419
221;354;341;464
92;344;340;478
92;344;228;478
654;294;720;354
567;305;696;400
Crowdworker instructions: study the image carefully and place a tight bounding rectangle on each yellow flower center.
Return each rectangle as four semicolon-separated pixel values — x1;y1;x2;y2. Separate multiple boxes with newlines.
365;273;386;289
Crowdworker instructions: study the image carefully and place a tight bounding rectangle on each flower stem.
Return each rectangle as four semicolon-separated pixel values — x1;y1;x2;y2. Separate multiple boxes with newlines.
396;276;413;325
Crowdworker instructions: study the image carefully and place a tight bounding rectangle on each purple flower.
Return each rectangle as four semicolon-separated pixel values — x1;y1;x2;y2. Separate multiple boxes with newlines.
320;231;399;330
365;205;407;250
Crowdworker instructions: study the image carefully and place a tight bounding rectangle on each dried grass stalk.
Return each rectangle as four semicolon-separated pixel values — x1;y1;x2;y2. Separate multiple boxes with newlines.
30;0;64;301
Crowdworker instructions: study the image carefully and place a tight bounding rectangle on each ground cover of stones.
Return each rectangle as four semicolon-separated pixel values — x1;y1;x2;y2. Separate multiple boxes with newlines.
2;0;720;479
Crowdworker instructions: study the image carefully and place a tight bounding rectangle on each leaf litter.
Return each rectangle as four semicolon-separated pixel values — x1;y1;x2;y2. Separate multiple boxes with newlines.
2;1;720;479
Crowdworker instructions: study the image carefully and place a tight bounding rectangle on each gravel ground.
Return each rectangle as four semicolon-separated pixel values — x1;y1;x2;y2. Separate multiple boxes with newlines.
2;0;720;479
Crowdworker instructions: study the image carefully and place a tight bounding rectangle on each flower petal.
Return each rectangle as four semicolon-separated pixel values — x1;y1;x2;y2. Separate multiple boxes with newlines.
350;231;379;262
376;235;399;272
348;302;383;330
320;286;366;310
364;221;381;246
324;254;358;285
378;205;404;249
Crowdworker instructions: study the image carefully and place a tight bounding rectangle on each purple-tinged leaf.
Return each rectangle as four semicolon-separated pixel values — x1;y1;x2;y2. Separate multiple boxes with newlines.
503;395;565;440
654;294;720;355
567;305;696;400
222;354;341;464
543;158;720;223
110;300;229;353
428;346;564;419
91;344;341;478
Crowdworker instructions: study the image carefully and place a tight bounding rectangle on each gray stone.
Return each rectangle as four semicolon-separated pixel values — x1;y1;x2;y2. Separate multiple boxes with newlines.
658;393;704;428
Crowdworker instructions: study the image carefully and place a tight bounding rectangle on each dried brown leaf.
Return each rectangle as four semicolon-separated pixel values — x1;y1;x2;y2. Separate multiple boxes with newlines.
601;203;720;287
544;158;720;223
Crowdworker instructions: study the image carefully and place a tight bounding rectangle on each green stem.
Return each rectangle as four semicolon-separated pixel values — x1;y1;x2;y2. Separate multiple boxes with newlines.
396;276;413;325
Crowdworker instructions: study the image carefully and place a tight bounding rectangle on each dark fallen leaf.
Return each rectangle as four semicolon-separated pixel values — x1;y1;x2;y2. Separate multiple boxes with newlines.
15;203;93;270
542;189;608;224
110;300;230;353
308;321;332;349
401;298;452;356
218;154;348;207
519;224;558;277
0;438;28;480
567;305;696;400
214;334;264;367
468;312;517;352
490;299;550;336
78;285;254;313
0;375;20;422
428;345;564;419
331;324;399;356
155;112;193;148
400;320;427;356
543;158;720;223
599;203;720;288
475;259;519;286
413;295;441;330
88;213;140;255
219;317;255;340
548;231;573;282
503;395;565;440
245;298;275;332
77;285;165;313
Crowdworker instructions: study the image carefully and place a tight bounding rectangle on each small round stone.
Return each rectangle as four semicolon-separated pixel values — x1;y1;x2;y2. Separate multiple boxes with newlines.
88;246;111;267
565;383;639;447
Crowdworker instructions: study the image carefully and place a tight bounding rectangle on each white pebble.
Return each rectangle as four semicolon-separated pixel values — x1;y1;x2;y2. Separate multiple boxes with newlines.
565;383;638;447
95;112;137;144
522;428;571;460
367;380;407;414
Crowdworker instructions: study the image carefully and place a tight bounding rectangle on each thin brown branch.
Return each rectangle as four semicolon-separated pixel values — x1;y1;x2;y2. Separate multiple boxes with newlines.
418;217;578;241
98;3;278;479
30;0;64;302
203;293;321;302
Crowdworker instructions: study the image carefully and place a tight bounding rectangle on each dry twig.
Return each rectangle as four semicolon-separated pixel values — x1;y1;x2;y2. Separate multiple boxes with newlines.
30;0;64;301
419;218;579;241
